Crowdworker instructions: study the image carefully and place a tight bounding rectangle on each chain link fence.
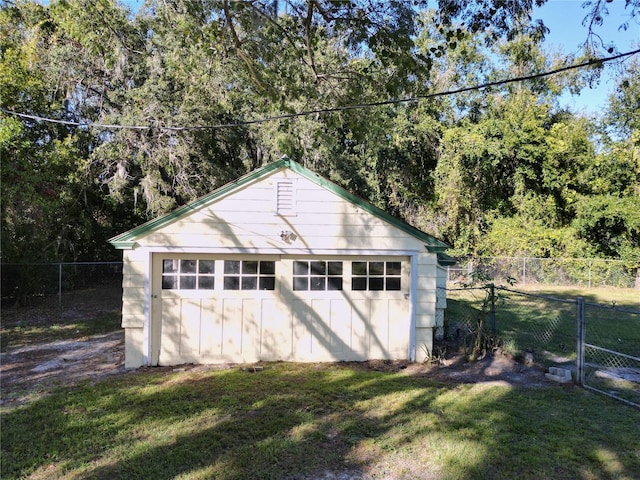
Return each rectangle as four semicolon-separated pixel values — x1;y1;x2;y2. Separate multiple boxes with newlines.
447;257;639;289
443;285;640;408
1;262;123;307
443;286;577;366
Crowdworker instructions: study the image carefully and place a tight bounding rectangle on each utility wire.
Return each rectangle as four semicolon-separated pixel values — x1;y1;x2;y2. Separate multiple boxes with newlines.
2;47;639;131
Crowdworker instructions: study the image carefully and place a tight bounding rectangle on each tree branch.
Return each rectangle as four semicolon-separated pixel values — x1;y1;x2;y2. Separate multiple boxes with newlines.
221;0;268;92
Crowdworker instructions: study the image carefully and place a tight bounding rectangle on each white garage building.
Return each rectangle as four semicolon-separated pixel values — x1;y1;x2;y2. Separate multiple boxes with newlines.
109;158;451;368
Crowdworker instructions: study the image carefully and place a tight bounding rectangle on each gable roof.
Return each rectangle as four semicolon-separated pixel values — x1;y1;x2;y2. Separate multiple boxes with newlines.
109;158;449;252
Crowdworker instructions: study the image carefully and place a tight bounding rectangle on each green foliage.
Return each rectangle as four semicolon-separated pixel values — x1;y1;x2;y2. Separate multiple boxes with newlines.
2;0;640;271
573;195;640;262
605;57;640;138
477;216;590;258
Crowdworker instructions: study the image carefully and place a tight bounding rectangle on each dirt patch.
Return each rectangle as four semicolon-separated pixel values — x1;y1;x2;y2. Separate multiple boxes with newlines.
1;336;560;410
1;331;125;409
343;352;558;388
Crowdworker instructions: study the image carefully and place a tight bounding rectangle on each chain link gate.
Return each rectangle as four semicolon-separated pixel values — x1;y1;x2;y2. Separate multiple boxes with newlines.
581;301;640;408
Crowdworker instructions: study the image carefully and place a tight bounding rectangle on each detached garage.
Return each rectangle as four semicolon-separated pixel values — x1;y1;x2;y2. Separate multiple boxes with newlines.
109;158;451;369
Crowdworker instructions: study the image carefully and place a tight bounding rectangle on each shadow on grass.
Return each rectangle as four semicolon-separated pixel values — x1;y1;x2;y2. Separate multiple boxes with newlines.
3;363;640;480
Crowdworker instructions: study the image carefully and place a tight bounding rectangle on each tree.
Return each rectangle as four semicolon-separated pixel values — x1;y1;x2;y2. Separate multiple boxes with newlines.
0;1;143;264
3;0;637;272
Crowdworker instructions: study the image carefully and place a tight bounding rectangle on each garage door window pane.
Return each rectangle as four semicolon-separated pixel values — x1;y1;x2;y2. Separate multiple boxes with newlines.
310;261;326;275
181;276;197;290
243;261;258;275
351;261;402;291
224;260;240;274
328;262;343;276
352;262;367;276
198;276;215;290
310;277;325;290
260;277;275;290
260;261;275;275
199;260;215;274
293;260;342;291
369;277;384;291
293;277;308;291
242;277;257;290
386;277;401;291
163;260;179;273
369;262;384;275
162;259;214;290
352;277;367;291
293;261;308;275
224;276;240;290
181;260;197;274
162;276;178;290
386;262;401;276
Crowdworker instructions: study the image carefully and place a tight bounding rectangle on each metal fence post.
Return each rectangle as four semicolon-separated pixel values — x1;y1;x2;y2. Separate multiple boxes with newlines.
576;297;585;386
489;283;496;335
58;263;63;307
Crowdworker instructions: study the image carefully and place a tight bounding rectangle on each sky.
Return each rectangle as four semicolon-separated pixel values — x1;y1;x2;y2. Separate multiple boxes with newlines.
533;0;639;115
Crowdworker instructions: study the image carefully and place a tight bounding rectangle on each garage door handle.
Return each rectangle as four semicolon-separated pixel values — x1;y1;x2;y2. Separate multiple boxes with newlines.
152;294;158;299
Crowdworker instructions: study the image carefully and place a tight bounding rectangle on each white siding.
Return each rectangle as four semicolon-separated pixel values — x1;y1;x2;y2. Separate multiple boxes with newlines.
435;265;448;340
140;172;427;253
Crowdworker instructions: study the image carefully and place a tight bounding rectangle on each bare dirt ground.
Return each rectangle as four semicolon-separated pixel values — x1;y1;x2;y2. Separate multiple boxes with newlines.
1;332;556;410
1;331;126;408
359;353;558;388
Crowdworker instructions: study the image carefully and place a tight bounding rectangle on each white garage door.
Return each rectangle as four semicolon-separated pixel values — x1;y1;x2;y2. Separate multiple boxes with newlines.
151;254;410;365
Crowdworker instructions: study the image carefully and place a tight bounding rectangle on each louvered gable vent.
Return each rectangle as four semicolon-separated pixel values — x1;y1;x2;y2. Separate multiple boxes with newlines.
276;179;296;215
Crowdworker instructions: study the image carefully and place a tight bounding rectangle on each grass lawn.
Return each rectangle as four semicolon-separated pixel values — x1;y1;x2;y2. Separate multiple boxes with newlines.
2;362;640;480
515;285;640;310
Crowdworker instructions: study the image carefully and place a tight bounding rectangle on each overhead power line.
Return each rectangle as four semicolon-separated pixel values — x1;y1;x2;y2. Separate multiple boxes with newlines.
2;48;639;131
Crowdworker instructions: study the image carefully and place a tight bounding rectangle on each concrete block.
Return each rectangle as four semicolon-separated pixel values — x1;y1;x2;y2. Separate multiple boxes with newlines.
545;366;573;383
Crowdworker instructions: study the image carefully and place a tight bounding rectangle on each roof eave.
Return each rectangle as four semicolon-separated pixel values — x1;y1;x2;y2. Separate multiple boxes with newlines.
285;160;450;252
110;240;137;250
107;159;291;248
107;157;450;252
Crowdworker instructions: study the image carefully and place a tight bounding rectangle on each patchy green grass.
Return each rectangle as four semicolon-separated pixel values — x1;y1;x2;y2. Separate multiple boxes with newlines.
2;363;639;480
516;285;640;310
0;311;121;351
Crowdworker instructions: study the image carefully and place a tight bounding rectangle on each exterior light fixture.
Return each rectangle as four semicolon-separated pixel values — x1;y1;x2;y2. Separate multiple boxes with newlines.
280;230;297;244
